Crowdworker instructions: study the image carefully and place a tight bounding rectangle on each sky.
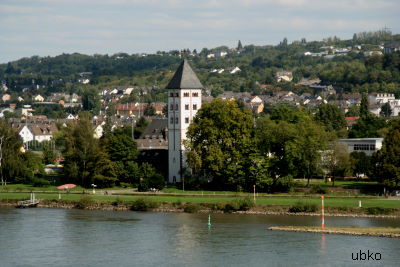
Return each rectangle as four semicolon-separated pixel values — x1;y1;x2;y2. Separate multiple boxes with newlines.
1;0;399;63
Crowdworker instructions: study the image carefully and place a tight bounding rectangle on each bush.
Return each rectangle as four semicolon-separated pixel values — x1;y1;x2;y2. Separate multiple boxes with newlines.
131;197;158;211
173;199;183;208
310;185;329;194
289;201;318;213
366;207;394;215
237;197;255;211
223;198;255;213
75;196;94;209
183;203;200;213
223;202;240;213
31;177;51;187
111;197;125;207
138;181;149;192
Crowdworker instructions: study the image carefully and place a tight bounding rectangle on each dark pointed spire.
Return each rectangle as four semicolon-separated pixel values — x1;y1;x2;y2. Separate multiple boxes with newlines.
166;59;203;89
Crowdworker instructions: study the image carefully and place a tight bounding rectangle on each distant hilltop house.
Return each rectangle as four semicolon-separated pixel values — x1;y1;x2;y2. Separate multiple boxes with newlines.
48;93;81;103
384;42;400;53
33;94;44;102
364;51;383;56
2;94;11;102
276;71;293;82
78;78;90;84
210;66;241;74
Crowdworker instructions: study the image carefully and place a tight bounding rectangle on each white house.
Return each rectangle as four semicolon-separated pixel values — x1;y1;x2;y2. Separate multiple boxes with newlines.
369;93;395;105
389;99;400;117
19;125;34;143
33;95;44;102
167;59;203;183
18;124;58;143
93;124;104;139
66;114;77;120
339;138;383;156
229;67;241;74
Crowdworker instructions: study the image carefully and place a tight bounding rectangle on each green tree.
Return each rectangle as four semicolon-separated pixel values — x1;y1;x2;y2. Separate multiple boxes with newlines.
348;115;386;138
0;119;23;185
62;114;115;187
256;116;297;179
42;144;56;165
237;40;243;50
350;152;371;178
345;105;360;117
380;102;392;118
138;163;165;191
186;99;255;190
143;104;156;116
371;120;400;189
81;86;100;114
102;127;140;185
315;103;346;132
360;93;370;118
290;120;330;185
321;142;351;187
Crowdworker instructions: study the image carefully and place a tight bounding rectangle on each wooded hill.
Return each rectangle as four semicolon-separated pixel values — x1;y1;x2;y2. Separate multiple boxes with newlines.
1;30;400;100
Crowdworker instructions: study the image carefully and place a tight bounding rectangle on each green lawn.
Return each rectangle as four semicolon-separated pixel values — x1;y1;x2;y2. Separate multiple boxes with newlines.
1;192;398;209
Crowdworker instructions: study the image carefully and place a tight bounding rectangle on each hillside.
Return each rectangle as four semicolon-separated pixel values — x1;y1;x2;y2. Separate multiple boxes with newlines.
1;30;400;102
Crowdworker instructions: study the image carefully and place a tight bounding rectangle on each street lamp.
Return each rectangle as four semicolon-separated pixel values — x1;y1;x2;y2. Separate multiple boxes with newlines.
91;184;97;194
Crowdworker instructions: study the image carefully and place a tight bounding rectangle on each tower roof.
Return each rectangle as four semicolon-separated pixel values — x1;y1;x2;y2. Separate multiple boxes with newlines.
166;59;203;89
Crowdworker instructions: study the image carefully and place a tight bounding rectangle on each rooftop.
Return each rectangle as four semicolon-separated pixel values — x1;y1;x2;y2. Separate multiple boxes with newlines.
166;59;203;90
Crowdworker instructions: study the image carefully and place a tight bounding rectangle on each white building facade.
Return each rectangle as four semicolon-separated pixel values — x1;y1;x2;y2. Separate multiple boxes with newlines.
167;60;203;183
339;138;383;156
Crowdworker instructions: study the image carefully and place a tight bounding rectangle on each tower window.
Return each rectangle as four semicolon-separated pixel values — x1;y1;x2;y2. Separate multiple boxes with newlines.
183;92;189;97
170;104;174;110
175;104;178;110
175;117;179;124
170;117;174;124
192;92;199;97
170;92;174;97
175;93;179;97
185;104;189;110
185;117;189;123
193;104;197;110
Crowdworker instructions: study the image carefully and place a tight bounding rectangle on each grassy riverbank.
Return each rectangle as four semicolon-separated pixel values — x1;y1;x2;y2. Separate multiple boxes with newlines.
268;226;400;238
1;191;399;217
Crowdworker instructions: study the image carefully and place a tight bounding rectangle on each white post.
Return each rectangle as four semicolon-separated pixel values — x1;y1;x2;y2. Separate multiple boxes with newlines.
358;200;362;208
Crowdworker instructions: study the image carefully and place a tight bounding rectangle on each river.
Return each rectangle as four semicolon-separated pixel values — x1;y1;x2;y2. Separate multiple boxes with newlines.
0;208;399;266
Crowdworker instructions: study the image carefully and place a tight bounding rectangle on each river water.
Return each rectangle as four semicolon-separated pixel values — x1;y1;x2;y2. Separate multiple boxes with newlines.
0;208;399;267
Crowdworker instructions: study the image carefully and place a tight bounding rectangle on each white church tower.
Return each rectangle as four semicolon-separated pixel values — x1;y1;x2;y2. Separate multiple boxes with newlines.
166;59;203;183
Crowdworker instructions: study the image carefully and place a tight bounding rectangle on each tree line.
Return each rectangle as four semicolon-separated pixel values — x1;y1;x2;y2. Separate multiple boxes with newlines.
185;99;400;192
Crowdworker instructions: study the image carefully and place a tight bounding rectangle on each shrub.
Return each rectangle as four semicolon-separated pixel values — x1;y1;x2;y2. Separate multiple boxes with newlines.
131;197;158;211
366;207;394;215
237;197;255;211
120;182;130;188
31;177;51;187
138;181;149;192
173;199;183;208
75;196;94;209
222;198;254;213
310;185;329;194
111;197;124;207
223;202;240;213
183;203;200;213
289;201;318;213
